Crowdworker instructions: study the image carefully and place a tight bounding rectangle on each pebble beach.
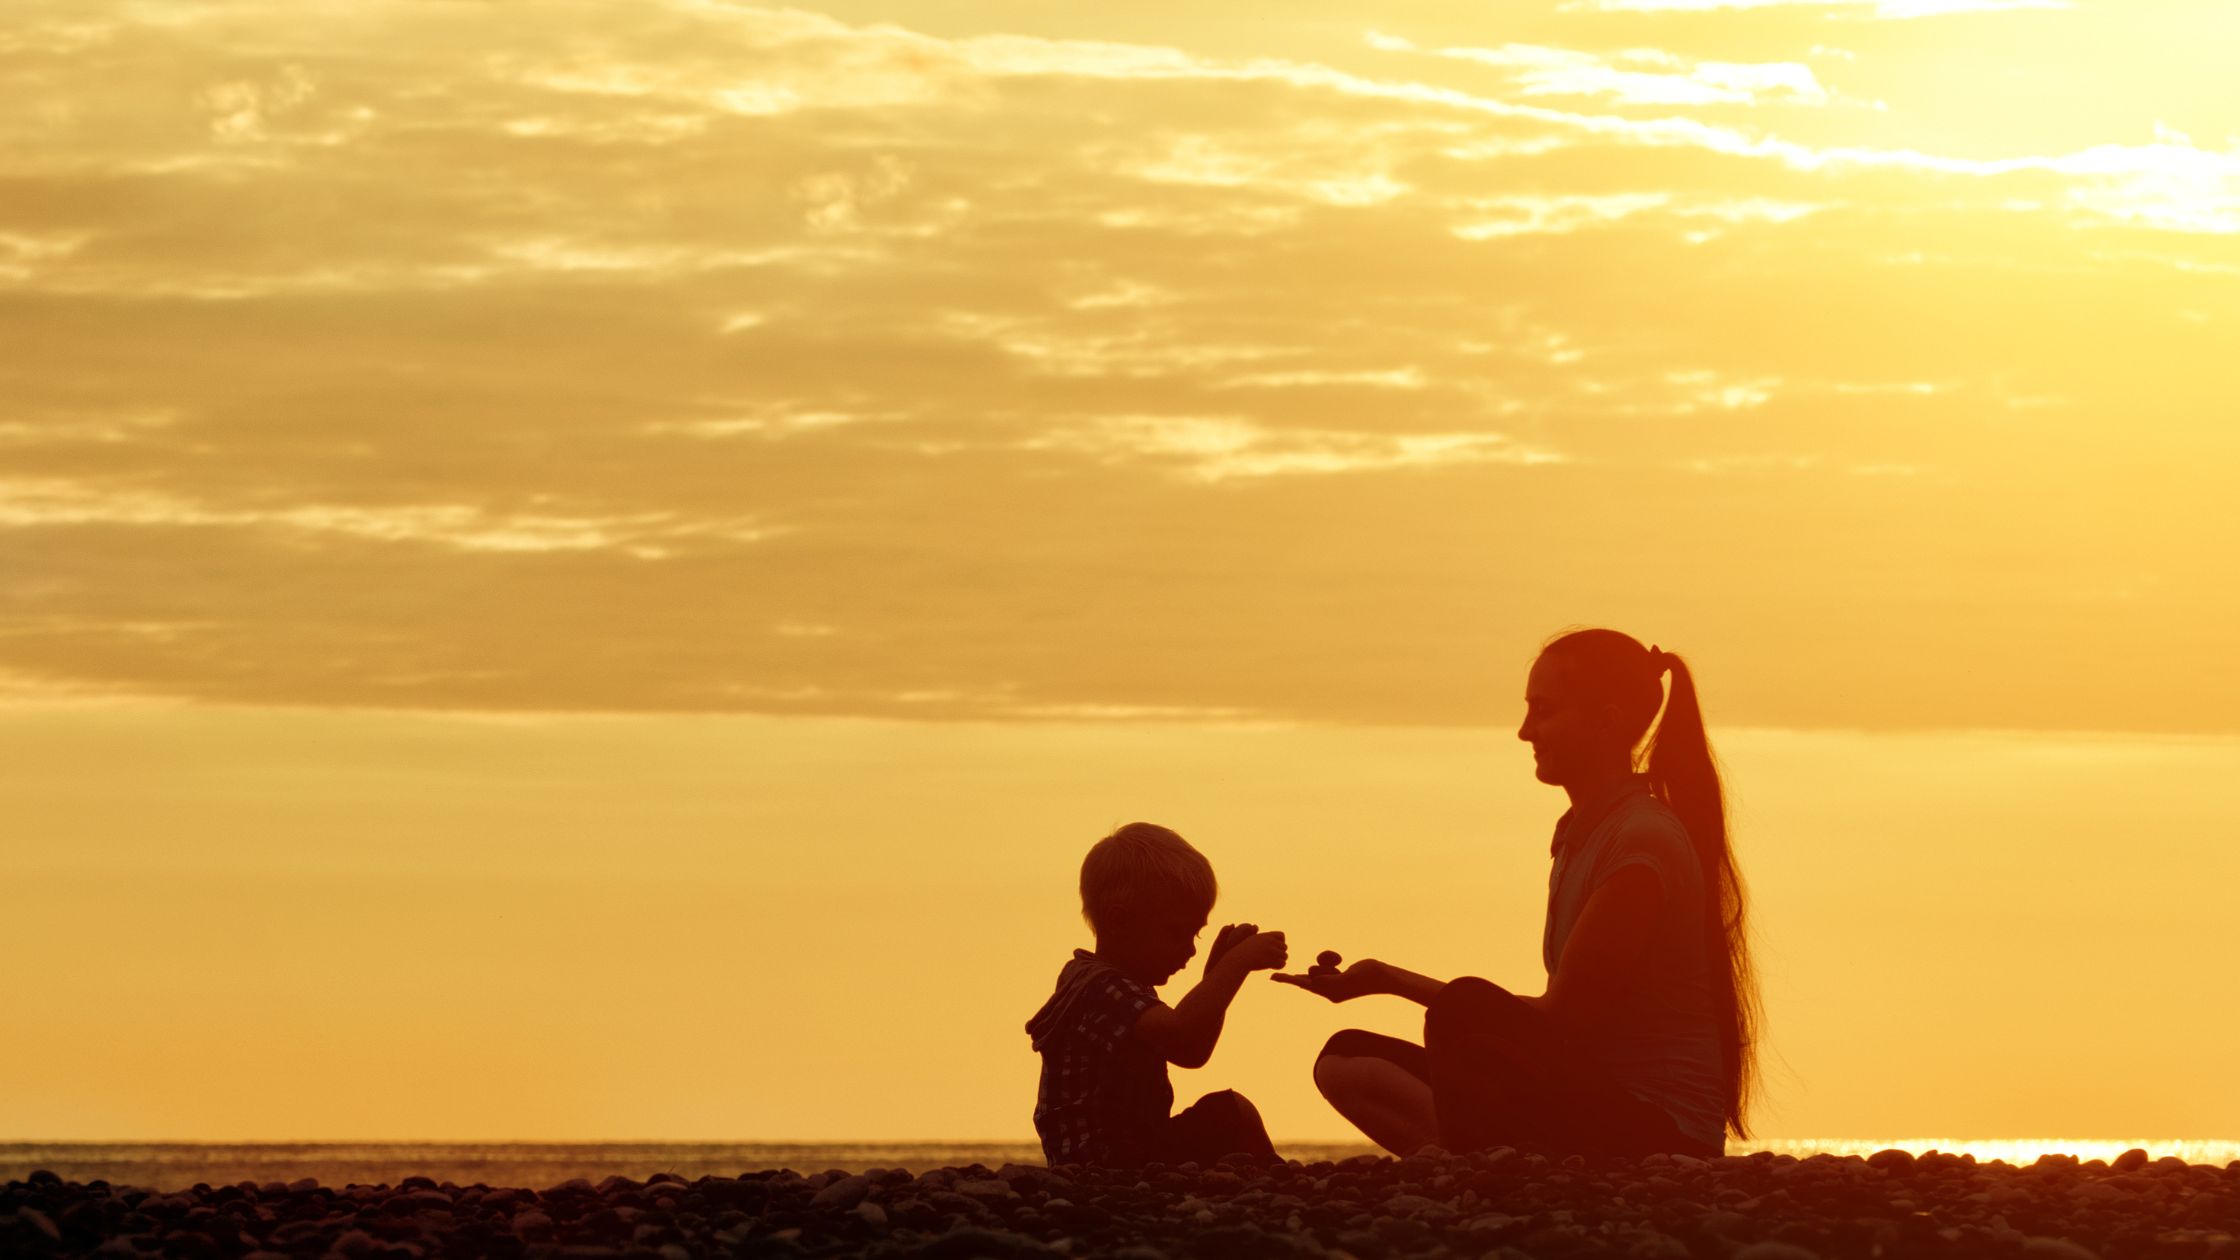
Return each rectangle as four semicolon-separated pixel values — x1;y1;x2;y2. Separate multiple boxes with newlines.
7;1146;2238;1259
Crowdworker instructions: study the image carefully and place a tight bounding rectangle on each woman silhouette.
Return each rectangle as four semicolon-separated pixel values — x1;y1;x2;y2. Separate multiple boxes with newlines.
1276;629;1760;1158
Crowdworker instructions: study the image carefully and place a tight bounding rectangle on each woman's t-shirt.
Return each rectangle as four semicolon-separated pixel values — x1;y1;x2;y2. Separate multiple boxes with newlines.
1542;774;1728;1151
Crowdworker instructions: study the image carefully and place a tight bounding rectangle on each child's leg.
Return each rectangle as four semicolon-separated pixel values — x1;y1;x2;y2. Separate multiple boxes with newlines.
1163;1089;1279;1165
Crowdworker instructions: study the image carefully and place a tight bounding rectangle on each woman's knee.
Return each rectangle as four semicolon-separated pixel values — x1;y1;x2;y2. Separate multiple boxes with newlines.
1316;1030;1430;1093
1425;976;1519;1040
1319;1028;1394;1063
1313;1034;1387;1102
1313;1040;1358;1099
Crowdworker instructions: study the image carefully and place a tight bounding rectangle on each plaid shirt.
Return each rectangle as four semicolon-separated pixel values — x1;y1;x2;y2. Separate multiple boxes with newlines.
1026;950;1172;1165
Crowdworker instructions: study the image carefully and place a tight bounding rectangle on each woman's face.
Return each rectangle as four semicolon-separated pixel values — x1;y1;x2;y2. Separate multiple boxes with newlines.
1516;654;1621;786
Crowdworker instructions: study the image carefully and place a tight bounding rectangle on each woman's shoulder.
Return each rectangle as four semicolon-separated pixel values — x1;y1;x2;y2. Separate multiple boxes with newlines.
1619;788;1689;833
1595;792;1695;869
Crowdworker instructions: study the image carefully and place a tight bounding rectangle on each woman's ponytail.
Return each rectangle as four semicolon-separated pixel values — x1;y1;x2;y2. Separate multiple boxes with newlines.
1643;654;1761;1139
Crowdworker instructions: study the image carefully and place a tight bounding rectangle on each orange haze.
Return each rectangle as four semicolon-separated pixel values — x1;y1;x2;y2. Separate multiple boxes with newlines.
4;0;2238;1142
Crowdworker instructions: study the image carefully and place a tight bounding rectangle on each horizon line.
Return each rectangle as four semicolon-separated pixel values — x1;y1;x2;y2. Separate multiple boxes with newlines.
10;694;2240;748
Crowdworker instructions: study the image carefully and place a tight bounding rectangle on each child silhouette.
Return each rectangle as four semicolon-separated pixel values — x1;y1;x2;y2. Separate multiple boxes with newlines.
1027;822;1287;1167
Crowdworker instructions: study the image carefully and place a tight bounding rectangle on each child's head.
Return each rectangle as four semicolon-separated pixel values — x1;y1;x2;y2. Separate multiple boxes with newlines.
1081;822;1217;984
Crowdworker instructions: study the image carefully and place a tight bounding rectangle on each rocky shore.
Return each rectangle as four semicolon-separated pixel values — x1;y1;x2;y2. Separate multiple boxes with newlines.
7;1146;2236;1259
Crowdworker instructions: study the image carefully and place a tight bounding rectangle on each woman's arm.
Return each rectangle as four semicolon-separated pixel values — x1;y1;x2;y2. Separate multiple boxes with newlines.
1273;957;1449;1007
1540;863;1663;1031
1278;863;1664;1016
1368;961;1448;1007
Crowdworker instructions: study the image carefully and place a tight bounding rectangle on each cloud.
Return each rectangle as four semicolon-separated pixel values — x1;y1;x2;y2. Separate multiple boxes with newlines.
1562;0;2070;16
201;64;318;142
1032;415;1566;481
0;1;2236;733
0;478;779;555
1370;33;1835;108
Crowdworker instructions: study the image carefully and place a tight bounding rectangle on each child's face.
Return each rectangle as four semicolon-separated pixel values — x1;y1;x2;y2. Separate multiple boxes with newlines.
1104;905;1208;987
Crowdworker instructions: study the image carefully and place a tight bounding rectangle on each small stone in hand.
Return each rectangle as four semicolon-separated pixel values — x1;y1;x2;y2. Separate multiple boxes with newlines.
1315;950;1342;971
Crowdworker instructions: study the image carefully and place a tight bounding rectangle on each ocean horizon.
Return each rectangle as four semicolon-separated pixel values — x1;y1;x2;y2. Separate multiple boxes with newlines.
7;1139;2236;1191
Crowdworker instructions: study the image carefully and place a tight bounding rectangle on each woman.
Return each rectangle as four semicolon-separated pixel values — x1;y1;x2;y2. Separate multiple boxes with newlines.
1275;628;1760;1158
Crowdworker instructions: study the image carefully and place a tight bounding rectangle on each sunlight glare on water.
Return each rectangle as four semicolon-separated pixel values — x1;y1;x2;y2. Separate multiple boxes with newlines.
5;1139;2236;1190
1735;1138;2240;1166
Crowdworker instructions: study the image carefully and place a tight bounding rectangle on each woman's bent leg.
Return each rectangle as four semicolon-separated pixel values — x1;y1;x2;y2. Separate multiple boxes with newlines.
1425;977;1693;1158
1424;978;1563;1153
1312;1031;1439;1156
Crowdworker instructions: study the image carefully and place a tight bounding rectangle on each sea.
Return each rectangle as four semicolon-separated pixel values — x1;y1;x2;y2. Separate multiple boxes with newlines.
5;1140;2237;1192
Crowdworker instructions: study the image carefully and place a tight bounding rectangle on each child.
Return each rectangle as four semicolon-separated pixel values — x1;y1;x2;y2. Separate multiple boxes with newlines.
1026;822;1288;1167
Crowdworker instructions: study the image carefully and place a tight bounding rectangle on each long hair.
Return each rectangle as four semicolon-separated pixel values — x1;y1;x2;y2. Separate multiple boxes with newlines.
1541;628;1762;1138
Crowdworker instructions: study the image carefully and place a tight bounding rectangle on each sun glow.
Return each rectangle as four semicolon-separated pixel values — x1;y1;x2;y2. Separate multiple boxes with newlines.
5;0;2240;1148
1739;1139;2240;1168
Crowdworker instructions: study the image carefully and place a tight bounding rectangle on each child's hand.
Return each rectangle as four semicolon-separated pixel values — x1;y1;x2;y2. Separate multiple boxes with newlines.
1224;929;1288;974
1205;923;1258;972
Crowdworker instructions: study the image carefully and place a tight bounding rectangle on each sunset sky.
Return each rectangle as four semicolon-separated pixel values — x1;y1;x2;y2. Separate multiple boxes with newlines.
5;0;2238;1144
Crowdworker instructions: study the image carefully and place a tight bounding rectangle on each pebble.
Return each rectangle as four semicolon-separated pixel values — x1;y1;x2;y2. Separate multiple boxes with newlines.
5;1146;2232;1259
2023;1238;2103;1260
808;1173;872;1208
12;1207;61;1242
1733;1244;1822;1260
958;1176;1020;1200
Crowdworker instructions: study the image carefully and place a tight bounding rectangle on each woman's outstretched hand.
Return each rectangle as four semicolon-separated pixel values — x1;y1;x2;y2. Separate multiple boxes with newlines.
1273;952;1385;1003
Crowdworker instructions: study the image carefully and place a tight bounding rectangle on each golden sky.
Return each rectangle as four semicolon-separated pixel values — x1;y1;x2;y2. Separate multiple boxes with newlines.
5;0;2239;1141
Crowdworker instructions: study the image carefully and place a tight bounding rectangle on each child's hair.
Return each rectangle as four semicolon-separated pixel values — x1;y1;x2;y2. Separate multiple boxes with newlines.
1080;822;1218;934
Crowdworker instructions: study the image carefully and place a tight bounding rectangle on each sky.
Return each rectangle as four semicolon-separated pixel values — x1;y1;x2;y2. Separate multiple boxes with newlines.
4;0;2238;1143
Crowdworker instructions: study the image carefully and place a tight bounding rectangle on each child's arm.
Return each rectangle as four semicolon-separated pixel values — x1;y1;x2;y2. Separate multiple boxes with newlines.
1134;927;1287;1069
